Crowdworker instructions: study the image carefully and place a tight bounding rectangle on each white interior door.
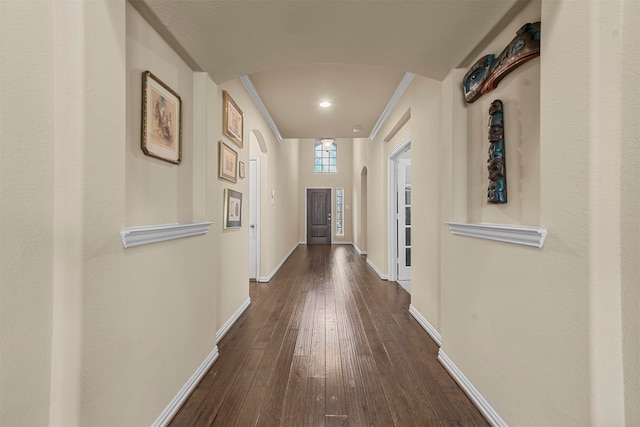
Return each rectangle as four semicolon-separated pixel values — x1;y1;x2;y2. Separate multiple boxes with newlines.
249;158;260;280
397;157;411;284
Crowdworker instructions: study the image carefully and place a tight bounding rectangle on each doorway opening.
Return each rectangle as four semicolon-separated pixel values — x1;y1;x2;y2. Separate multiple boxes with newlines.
388;138;411;293
249;157;260;280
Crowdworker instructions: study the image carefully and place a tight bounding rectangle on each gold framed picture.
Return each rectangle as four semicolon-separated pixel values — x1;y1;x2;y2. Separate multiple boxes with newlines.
223;90;243;148
223;188;242;229
218;140;238;183
141;71;182;164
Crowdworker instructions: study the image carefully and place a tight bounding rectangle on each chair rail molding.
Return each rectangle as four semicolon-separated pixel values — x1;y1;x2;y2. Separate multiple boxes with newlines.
120;222;213;248
446;222;547;248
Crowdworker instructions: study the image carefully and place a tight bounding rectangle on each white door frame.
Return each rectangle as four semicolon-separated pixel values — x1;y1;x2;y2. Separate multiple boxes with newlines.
387;136;411;283
249;157;261;281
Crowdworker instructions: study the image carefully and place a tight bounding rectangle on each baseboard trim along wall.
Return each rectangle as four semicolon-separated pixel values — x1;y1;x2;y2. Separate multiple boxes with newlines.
352;243;367;255
259;243;300;282
216;297;251;343
366;258;388;280
438;349;508;427
409;304;442;347
151;346;219;427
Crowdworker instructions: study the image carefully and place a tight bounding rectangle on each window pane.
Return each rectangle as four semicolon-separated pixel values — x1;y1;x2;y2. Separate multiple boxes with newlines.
313;141;337;173
336;188;344;236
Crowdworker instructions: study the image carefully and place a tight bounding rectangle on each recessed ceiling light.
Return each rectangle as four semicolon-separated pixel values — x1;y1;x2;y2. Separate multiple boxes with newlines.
319;101;331;108
352;126;362;133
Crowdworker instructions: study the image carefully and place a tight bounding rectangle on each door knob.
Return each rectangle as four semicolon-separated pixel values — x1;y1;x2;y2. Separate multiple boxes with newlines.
250;224;255;228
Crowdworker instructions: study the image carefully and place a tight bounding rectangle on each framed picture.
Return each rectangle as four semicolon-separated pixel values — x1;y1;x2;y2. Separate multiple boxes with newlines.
224;188;242;229
223;90;243;148
218;140;238;183
238;161;246;179
141;71;182;164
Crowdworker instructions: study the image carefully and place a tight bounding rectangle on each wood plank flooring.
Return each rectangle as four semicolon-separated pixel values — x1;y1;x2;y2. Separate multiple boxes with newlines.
170;245;489;427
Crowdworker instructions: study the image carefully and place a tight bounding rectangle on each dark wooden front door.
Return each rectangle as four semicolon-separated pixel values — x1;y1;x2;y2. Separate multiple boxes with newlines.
307;189;331;244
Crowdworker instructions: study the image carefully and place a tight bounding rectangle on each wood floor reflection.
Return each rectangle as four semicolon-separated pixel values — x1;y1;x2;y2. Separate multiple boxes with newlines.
170;245;489;426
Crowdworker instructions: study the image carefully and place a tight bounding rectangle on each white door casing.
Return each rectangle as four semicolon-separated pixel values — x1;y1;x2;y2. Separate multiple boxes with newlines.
387;137;411;291
249;157;260;280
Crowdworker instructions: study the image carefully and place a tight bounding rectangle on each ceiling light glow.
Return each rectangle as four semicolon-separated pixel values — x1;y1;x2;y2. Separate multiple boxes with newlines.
320;138;335;151
319;101;331;108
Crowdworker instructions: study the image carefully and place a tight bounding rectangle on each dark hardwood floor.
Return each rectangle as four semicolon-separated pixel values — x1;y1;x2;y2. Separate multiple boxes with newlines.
170;245;489;426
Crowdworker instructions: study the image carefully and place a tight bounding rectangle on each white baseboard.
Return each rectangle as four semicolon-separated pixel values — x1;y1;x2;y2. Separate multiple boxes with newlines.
216;297;251;343
151;345;219;427
366;258;388;280
352;243;367;255
437;349;507;427
332;240;353;245
259;243;300;282
408;304;441;347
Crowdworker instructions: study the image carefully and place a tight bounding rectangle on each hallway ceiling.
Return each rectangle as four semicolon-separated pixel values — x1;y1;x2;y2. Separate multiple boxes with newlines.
132;0;528;139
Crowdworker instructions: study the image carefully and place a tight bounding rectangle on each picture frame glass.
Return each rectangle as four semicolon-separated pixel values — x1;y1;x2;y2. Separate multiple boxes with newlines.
218;141;238;183
223;90;243;148
224;189;243;229
142;71;182;164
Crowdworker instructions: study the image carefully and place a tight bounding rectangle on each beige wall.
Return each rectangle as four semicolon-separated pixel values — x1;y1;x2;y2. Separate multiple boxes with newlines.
257;135;300;279
246;128;300;281
78;4;220;425
440;2;593;425
297;139;353;244
621;1;640;425
2;0;638;425
351;138;370;253
0;1;55;425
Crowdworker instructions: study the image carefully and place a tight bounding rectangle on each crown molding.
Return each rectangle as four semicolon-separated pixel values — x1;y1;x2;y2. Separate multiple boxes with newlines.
369;72;415;141
240;75;283;141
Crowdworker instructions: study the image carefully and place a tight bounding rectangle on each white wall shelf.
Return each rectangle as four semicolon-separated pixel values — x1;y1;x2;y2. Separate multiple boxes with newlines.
120;222;213;248
446;222;547;248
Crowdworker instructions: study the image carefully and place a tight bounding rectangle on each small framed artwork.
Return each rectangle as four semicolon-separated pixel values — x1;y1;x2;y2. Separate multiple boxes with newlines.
141;71;182;164
223;188;243;229
218;140;238;183
223;90;243;148
238;161;246;179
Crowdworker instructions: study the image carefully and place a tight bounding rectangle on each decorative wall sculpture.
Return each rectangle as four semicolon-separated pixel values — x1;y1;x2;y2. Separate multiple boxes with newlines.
487;100;506;204
463;22;541;103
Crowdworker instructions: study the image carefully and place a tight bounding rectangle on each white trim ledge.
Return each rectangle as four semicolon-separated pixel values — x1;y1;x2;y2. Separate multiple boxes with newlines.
120;222;213;248
446;222;547;248
438;350;508;427
409;304;441;347
152;345;219;427
216;297;251;343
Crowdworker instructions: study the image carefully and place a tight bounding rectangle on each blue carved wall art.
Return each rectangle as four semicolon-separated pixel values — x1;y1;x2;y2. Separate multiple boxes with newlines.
463;22;540;103
487;100;506;204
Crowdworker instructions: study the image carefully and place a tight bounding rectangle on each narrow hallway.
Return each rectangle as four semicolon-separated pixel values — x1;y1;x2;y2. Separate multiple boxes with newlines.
170;245;488;426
